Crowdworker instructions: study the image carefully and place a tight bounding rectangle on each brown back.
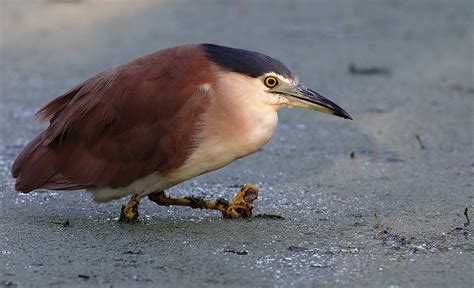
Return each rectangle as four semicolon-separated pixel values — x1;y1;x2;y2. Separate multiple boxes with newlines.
12;45;213;192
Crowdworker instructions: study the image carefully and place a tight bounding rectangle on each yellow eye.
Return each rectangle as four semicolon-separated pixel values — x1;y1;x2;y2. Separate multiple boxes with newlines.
264;76;278;88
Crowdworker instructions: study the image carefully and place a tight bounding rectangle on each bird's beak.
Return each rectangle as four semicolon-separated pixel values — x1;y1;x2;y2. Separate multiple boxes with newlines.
279;84;353;120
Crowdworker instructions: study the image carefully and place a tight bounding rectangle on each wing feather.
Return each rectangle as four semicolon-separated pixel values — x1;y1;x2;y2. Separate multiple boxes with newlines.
12;45;212;192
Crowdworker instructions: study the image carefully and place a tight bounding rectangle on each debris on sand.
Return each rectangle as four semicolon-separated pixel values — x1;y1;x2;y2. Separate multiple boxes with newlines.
224;249;248;255
448;207;471;239
52;220;70;227
123;250;143;255
374;211;393;243
464;207;470;226
415;134;426;150
374;212;411;248
374;208;472;255
78;274;90;280
348;63;391;76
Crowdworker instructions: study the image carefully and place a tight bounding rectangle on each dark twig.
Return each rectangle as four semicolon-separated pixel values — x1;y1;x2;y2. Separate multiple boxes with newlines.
415;134;426;150
374;211;386;242
464;207;470;226
224;249;248;255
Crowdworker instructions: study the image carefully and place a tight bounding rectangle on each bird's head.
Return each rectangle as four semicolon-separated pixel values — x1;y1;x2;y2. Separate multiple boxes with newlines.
201;44;352;120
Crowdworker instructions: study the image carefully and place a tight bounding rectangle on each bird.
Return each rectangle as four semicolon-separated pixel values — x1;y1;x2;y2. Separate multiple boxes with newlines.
11;44;352;221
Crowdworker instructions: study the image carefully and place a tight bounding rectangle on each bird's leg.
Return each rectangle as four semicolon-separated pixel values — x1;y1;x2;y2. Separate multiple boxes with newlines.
119;194;142;222
148;183;259;219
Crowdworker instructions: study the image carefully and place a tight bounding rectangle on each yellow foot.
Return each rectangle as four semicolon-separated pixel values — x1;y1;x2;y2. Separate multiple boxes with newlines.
119;194;141;222
221;183;259;219
147;183;260;219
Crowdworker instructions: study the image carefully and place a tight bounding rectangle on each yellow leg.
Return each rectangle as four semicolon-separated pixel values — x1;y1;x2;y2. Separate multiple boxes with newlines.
119;194;142;222
148;183;259;219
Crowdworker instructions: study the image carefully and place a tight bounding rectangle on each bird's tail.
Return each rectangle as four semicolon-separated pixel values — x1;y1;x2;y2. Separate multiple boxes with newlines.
11;133;89;192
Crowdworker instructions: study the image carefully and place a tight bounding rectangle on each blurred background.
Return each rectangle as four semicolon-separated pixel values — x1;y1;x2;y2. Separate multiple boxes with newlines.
0;0;472;287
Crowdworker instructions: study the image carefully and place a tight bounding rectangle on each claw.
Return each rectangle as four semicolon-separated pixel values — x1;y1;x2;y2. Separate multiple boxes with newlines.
221;183;259;219
119;194;141;222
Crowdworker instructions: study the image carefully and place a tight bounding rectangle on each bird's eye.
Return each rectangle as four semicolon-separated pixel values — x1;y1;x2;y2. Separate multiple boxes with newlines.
264;76;279;88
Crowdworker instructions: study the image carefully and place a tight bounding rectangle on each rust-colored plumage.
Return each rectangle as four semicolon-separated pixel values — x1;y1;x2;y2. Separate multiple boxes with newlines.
12;45;212;192
12;43;352;220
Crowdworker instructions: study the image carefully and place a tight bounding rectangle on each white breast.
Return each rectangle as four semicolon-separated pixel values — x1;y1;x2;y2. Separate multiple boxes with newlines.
163;104;278;186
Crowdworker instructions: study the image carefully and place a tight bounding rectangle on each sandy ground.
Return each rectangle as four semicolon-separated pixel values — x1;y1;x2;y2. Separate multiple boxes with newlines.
0;0;473;287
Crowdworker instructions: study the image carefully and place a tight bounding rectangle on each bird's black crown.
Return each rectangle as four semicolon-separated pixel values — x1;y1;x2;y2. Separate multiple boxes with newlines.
201;44;295;80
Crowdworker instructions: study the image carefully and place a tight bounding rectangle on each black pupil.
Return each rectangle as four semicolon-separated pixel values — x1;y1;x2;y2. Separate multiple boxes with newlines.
267;78;275;86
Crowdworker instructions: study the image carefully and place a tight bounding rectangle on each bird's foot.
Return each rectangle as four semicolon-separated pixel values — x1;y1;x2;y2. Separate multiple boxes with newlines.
147;183;259;219
119;194;141;222
220;183;259;219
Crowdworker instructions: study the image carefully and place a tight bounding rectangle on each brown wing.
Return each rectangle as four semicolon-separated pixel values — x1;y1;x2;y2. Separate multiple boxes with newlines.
12;45;213;192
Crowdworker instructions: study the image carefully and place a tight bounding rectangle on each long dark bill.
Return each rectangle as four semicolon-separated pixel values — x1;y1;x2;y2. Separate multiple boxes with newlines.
285;85;352;119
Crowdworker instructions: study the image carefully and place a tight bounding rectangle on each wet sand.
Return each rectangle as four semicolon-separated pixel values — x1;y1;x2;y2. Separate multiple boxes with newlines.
1;1;472;287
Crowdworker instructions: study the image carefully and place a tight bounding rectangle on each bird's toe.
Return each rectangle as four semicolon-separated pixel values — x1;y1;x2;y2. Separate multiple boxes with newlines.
119;204;139;222
221;183;259;219
118;194;141;222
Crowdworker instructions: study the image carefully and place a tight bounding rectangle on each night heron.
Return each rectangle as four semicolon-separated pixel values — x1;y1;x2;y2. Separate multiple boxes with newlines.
12;44;352;221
